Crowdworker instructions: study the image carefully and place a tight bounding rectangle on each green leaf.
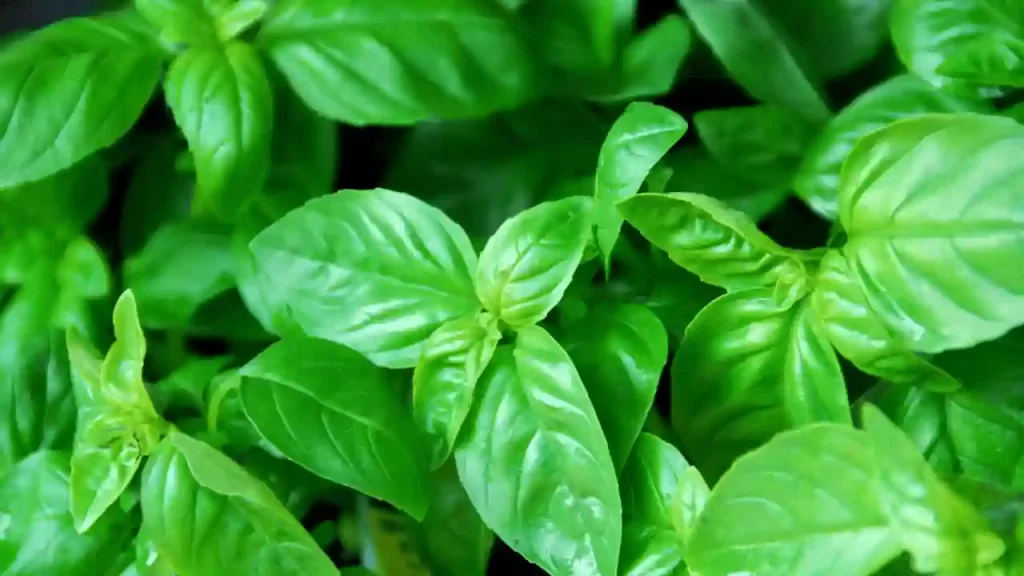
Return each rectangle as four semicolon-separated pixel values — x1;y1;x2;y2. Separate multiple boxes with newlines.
68;291;165;533
838;113;1024;353
643;250;724;343
135;0;223;44
795;75;984;220
240;337;431;519
412;462;494;576
118;136;192;256
0;451;137;576
590;14;692;102
686;424;902;576
476;196;593;328
812;250;960;391
619;433;702;576
164;42;273;222
934;326;1024;402
861;405;1006;573
672;289;850;480
258;0;539;125
758;0;892;79
249;188;479;368
151;356;232;416
519;0;633;76
660;147;789;221
413;312;502;469
694;104;819;189
124;221;235;330
0;12;164;188
594;102;687;271
455;325;621;576
561;303;668;471
892;0;1024;89
140;430;336;575
869;382;1024;488
618;192;808;292
677;0;829;120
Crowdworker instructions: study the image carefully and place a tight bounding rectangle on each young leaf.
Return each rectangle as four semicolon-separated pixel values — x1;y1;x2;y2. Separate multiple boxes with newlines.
839;113;1024;353
140;431;337;575
0;12;165;188
413;312;502;469
686;424;902;576
693;104;819;189
677;0;830;120
561;303;668;471
240;337;431;519
124;221;235;330
412;463;495;576
164;42;273;222
594;102;687;271
618;192;808;292
68;290;165;533
892;0;1024;89
249;188;479;368
0;451;138;575
455;326;621;576
812;250;960;391
257;0;539;125
795;75;984;220
619;433;703;576
672;289;850;480
861;405;1006;573
476;196;593;328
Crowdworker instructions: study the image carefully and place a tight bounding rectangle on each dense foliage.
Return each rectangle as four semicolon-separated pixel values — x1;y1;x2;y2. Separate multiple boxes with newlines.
2;0;1024;575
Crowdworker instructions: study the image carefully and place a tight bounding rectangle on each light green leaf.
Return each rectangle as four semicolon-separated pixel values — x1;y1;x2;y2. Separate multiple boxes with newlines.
862;405;1006;573
838;113;1024;353
413;312;501;469
455;325;621;576
590;14;692;103
795;75;984;220
412;462;494;576
68;291;165;534
124;221;235;330
135;0;224;44
165;42;273;222
672;289;850;480
0;12;164;188
812;250;960;391
677;0;829;120
0;451;137;576
258;0;539;125
618;192;809;292
476;196;593;328
250;188;479;369
892;0;1024;89
619;433;700;576
140;431;336;575
240;337;430;519
561;303;668;471
694;104;819;189
594;102;687;271
686;424;902;576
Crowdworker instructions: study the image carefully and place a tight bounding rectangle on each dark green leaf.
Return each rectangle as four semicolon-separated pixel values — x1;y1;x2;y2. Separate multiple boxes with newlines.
412;462;494;576
519;0;633;76
240;337;431;518
455;326;621;576
677;0;829;120
0;451;137;576
838;113;1024;353
476;196;593;328
258;0;539;125
118;136;193;255
413;312;502;468
590;15;692;102
795;75;984;220
686;424;902;576
672;289;850;480
660;147;789;221
250;188;479;368
594;102;687;271
561;303;667;471
165;42;273;222
0;12;165;188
